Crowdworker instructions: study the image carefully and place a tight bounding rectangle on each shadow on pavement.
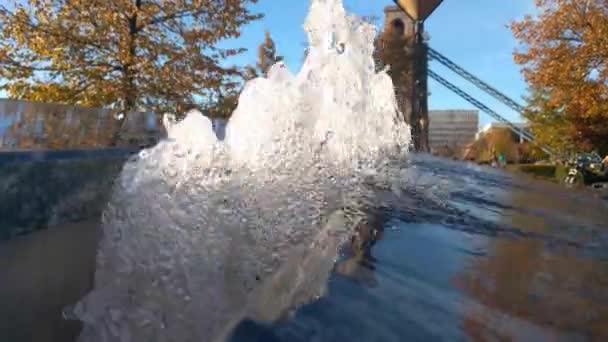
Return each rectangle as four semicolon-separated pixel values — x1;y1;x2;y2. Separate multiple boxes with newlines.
0;221;99;342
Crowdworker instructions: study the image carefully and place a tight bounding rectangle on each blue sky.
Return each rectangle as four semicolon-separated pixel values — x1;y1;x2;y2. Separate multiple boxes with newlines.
220;0;537;127
0;0;537;128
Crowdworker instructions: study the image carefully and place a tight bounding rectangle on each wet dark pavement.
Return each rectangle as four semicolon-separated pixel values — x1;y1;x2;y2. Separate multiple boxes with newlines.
1;154;607;341
243;156;608;341
0;221;98;342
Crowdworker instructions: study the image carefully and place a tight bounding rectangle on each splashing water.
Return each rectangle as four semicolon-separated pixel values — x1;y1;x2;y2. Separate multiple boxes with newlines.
71;0;411;341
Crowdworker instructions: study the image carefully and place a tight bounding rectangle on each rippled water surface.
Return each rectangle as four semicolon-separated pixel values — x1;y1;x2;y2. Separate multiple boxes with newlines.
2;0;608;339
231;155;608;342
2;155;608;342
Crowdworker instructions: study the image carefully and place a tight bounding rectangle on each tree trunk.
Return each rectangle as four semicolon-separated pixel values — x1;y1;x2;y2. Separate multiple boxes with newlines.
111;0;140;147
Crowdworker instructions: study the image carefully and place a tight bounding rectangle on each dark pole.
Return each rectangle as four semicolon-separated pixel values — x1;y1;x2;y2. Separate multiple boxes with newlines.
413;20;429;152
409;21;421;151
391;0;442;152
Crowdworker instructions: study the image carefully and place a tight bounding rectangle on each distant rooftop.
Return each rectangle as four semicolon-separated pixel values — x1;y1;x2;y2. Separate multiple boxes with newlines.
479;122;528;133
384;5;401;12
476;122;530;141
429;109;479;115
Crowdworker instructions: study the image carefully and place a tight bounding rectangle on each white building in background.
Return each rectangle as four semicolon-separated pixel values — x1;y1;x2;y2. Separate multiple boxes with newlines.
476;122;529;143
428;110;479;152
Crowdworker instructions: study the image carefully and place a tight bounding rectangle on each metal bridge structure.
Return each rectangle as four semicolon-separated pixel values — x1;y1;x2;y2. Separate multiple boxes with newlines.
426;47;554;157
388;0;555;158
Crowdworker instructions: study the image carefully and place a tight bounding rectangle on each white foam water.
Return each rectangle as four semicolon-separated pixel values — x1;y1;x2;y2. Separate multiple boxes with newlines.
71;0;411;341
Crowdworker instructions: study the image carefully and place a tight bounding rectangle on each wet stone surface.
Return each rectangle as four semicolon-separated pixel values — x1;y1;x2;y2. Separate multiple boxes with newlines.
1;155;607;341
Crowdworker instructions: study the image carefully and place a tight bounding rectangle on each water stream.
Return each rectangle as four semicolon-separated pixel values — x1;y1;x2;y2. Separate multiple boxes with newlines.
70;1;412;341
48;0;608;341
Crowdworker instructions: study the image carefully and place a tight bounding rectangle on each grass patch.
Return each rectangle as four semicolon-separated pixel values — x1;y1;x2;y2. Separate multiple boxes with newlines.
554;165;568;182
506;164;562;182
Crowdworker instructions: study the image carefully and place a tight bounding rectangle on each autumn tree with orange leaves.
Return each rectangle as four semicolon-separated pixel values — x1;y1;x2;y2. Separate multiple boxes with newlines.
373;18;415;125
511;0;608;155
256;30;283;77
0;0;262;117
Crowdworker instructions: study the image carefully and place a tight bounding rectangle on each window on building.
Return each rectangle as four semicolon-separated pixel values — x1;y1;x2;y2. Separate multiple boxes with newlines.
391;19;405;37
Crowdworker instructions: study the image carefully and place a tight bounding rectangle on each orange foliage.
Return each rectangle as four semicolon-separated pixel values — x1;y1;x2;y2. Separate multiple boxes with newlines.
256;30;282;77
0;0;262;116
373;20;415;124
510;0;608;154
